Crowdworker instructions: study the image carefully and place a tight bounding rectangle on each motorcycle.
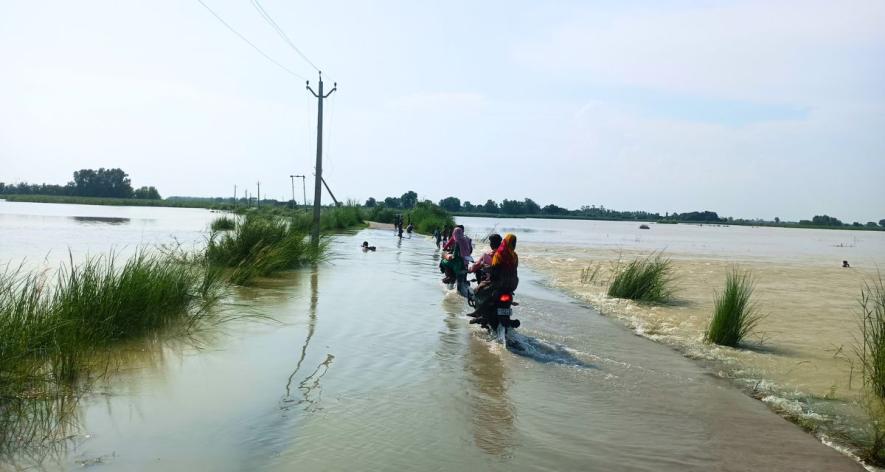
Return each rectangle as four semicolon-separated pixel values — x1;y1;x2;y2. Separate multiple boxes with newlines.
470;290;520;343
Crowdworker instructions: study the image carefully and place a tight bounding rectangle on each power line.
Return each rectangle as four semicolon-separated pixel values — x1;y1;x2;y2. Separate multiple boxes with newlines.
196;0;307;80
250;0;320;72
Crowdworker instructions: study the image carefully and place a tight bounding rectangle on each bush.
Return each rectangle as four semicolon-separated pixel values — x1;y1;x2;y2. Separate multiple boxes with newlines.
406;202;455;234
705;268;763;347
607;253;674;303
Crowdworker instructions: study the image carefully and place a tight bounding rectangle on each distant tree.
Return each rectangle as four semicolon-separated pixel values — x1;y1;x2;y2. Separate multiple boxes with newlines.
774;217;780;223
364;197;376;207
852;222;863;227
133;186;161;199
483;199;499;214
462;201;475;212
383;196;401;209
542;204;569;215
811;215;844;226
523;198;541;215
500;199;525;215
400;191;418;209
438;196;461;212
72;168;133;198
880;219;885;228
866;221;878;228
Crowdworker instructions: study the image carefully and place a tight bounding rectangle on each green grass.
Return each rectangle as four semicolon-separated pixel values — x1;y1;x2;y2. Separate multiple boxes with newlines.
207;213;324;285
704;267;763;347
407;202;455;234
210;215;237;232
236;205;365;233
607;253;674;303
859;274;885;398
364;202;454;234
0;252;226;453
856;272;885;466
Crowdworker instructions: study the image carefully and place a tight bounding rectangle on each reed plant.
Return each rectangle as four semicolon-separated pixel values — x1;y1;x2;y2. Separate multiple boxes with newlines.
858;274;885;398
607;253;674;303
210;215;237;232
704;267;763;347
0;252;226;453
206;213;323;284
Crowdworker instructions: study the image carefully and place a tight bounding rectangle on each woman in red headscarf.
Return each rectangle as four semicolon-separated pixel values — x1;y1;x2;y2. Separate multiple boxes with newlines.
468;233;518;318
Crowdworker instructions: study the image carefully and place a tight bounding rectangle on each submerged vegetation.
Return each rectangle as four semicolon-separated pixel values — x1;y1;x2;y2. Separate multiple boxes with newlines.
607;253;674;303
704;268;763;347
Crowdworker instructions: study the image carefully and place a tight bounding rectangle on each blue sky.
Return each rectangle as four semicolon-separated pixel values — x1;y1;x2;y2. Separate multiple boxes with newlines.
1;0;883;221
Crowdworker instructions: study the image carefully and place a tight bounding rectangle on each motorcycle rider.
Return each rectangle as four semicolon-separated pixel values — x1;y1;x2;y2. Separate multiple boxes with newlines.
469;233;502;280
467;233;518;321
440;226;472;284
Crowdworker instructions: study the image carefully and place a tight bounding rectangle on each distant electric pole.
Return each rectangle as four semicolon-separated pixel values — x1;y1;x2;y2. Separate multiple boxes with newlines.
306;72;337;245
256;181;261;208
289;175;297;211
233;185;237;207
294;175;306;207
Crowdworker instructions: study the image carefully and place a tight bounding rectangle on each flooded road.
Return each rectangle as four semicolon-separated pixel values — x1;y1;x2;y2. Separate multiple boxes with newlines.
0;202;865;470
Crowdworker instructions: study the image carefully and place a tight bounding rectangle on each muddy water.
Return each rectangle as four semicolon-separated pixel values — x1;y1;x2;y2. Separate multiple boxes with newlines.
0;202;866;470
460;216;885;461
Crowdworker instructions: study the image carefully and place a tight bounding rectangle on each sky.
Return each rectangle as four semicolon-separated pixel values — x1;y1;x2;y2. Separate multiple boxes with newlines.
1;0;883;222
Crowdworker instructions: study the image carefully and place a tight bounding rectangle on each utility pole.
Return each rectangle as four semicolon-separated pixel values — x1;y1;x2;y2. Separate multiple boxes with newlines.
256;181;261;208
289;175;297;211
306;72;337;245
233;184;237;207
294;175;306;207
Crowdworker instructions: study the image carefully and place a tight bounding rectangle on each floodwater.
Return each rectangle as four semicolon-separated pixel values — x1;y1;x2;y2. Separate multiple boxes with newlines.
461;216;885;461
0;201;869;471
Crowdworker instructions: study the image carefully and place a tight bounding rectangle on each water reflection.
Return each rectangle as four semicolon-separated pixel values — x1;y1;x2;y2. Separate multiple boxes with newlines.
466;336;517;458
282;268;333;411
70;216;131;225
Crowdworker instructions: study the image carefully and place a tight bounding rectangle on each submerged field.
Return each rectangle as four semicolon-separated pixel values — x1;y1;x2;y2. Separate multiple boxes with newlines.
523;245;885;461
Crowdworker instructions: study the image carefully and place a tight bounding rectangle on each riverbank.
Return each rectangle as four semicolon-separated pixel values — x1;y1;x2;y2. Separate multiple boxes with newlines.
522;244;885;465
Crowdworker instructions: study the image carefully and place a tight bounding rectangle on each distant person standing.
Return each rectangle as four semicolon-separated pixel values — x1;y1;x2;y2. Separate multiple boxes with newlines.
433;227;442;248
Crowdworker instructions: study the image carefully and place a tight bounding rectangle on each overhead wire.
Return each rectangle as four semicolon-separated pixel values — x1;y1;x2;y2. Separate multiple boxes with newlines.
250;0;321;73
195;0;307;81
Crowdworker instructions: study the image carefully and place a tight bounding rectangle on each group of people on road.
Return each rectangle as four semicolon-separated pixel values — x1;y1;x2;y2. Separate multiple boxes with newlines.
393;214;413;239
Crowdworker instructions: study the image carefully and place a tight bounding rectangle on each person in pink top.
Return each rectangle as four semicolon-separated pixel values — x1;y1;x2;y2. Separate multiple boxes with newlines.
469;233;502;280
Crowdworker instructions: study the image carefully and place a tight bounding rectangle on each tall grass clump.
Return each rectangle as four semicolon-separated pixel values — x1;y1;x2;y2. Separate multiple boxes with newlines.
210;215;237;232
53;252;223;347
856;273;885;465
607;253;674;303
0;253;226;452
319;205;364;231
704;267;763;347
207;214;322;284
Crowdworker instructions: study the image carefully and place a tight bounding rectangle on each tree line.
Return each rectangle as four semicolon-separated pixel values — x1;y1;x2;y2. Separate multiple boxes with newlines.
0;168;161;200
386;194;884;228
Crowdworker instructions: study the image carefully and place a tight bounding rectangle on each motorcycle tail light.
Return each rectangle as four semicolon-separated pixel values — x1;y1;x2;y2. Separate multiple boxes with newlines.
499;293;512;303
